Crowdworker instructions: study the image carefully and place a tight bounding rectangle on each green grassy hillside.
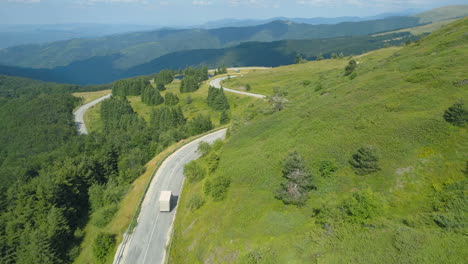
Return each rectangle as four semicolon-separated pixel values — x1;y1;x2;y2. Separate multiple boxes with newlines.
169;18;468;263
415;5;468;23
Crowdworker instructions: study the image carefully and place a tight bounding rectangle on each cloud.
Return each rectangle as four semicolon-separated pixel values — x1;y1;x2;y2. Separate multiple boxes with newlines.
83;0;148;3
2;0;41;3
192;0;212;5
296;0;438;8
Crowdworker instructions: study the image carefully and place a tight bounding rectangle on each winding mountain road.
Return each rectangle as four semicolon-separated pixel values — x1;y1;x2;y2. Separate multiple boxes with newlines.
71;73;265;264
209;76;267;99
73;94;112;135
114;129;227;264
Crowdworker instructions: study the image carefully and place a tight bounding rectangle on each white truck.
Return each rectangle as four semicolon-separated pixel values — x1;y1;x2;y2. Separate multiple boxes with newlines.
159;191;172;212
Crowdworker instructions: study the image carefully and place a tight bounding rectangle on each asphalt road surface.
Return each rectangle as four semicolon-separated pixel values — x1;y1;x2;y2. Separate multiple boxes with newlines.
73;94;111;135
115;129;227;264
209;76;267;99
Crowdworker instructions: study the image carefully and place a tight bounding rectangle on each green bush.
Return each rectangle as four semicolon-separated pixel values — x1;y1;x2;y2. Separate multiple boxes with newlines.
349;146;380;175
443;100;467;127
157;83;166;91
164;92;179;106
183;160;206;182
343;188;382;223
211;139;224;151
92;232;115;264
344;59;357;76
349;72;357;80
205;152;220;173
93;205;118;228
302;80;311;86
431;180;467;230
185;95;193;104
197;141;212;157
246;84;252;91
240;248;278;264
210;175;231;201
319;160;338;177
204;179;212;195
187;194;205;211
314;82;323;92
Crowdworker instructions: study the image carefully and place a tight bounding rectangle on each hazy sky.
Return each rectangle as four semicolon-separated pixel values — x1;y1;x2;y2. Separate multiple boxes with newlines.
0;0;465;25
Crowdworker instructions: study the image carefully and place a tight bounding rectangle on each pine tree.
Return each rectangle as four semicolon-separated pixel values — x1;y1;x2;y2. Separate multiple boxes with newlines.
443;101;467;127
157;83;166;91
344;59;357;76
220;111;230;124
164;92;179;106
349;146;380;175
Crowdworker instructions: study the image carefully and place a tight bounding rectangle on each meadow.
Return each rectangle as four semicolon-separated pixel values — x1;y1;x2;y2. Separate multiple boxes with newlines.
169;18;468;263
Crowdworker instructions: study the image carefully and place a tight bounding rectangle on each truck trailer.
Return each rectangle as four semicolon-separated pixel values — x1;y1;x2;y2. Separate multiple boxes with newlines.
159;191;172;212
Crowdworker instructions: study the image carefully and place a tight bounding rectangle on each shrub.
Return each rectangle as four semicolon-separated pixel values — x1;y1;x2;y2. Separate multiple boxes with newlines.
185;95;193;104
314;82;323;92
275;152;315;206
246;84;252;91
302;80;311;86
205;152;220;173
164;92;179;106
204;179;212;195
344;188;382;222
187;194;205;211
183;160;206;182
349;146;380;175
241;248;278;264
210;175;231;201
92;232;115;264
93;205;118;228
211;139;224;151
344;59;357;76
431;180;467;230
443;100;467;127
157;83;166;91
319;160;338;177
197;141;212;157
349;72;357;80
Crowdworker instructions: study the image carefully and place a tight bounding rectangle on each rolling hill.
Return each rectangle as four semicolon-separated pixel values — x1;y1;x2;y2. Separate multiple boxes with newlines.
0;16;423;70
168;17;468;263
0;32;417;85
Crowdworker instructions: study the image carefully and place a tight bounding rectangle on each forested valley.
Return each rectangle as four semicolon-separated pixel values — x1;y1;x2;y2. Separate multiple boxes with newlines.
0;67;213;263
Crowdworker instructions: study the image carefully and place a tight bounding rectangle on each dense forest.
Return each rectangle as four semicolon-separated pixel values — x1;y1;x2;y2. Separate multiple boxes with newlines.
0;68;214;263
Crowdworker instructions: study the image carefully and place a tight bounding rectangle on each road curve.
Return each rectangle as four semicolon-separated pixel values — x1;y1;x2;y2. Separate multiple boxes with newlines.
115;129;227;264
209;76;266;99
73;94;112;135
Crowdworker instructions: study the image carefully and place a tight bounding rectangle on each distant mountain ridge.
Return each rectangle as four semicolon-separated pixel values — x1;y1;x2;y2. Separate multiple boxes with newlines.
0;16;421;70
197;10;421;29
0;32;416;85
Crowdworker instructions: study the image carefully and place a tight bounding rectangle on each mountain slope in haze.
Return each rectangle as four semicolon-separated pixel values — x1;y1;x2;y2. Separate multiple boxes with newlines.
169;18;468;263
0;16;422;70
0;32;416;85
0;24;158;49
126;32;416;77
415;5;468;23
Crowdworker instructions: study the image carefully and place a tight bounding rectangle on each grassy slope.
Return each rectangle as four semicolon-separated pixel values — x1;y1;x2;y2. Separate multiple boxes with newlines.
415;5;468;23
170;18;468;263
374;18;460;36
